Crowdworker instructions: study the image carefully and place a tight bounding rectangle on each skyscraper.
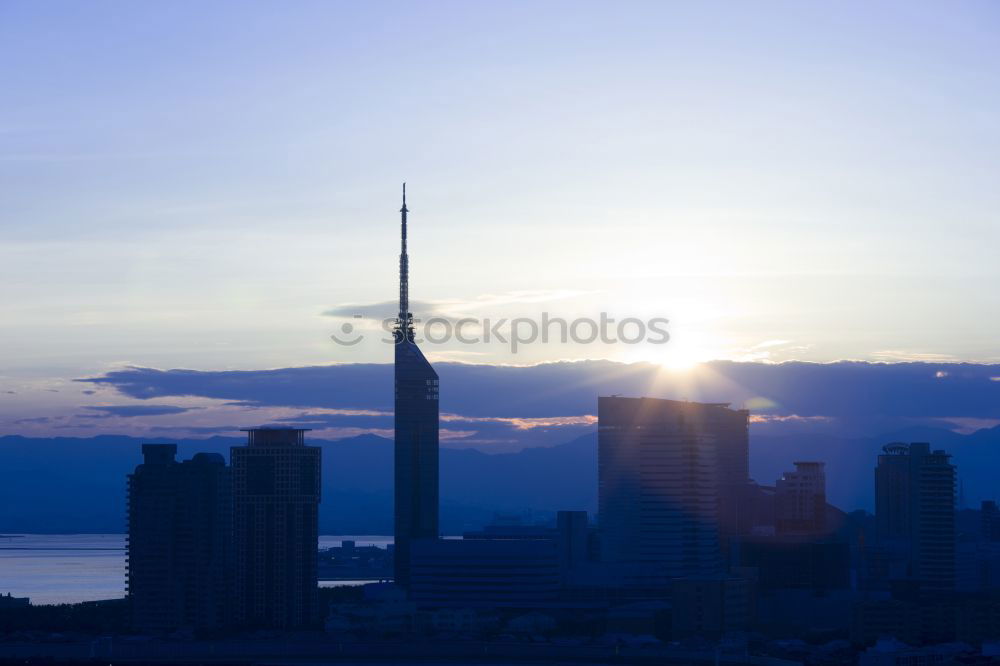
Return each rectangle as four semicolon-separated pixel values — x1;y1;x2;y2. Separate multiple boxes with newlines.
393;184;440;590
126;444;232;631
598;397;747;587
775;461;827;537
232;428;321;628
875;442;913;542
875;442;956;592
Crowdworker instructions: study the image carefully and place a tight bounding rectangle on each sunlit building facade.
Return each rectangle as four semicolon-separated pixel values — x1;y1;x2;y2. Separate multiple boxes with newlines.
598;397;747;586
775;461;827;536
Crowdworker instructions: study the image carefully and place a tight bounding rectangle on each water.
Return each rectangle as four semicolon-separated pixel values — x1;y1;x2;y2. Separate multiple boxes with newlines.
0;534;391;606
0;534;125;606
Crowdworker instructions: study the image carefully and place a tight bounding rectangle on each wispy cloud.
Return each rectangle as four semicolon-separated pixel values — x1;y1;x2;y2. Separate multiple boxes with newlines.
441;413;597;431
749;414;833;425
147;425;244;434
13;416;53;425
84;405;195;418
871;350;958;362
751;339;792;350
321;290;597;321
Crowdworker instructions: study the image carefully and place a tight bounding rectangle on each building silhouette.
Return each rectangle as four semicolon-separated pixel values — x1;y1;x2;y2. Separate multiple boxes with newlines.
983;500;1000;542
598;397;748;586
126;444;232;631
392;184;439;589
407;512;591;608
671;576;751;640
875;443;913;543
775;461;827;536
232;428;321;628
736;538;850;591
875;442;956;592
409;538;561;608
556;510;591;584
0;593;29;609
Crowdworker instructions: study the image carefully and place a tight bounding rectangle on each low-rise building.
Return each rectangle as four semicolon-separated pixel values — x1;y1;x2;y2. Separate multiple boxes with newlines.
410;538;560;608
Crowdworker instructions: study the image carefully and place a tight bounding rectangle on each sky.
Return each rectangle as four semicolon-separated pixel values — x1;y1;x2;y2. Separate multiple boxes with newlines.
2;1;1000;439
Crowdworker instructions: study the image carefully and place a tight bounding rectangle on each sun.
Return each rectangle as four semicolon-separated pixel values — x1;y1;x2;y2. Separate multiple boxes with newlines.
621;338;713;371
660;348;704;371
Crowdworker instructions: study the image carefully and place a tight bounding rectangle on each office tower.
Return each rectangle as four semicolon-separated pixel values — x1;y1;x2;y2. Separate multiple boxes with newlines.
126;444;232;631
393;184;439;589
711;401;751;541
598;397;749;586
875;442;956;592
775;461;827;536
232;428;321;628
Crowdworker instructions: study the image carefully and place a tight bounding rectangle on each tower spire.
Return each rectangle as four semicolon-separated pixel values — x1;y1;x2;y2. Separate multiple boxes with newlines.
396;183;412;339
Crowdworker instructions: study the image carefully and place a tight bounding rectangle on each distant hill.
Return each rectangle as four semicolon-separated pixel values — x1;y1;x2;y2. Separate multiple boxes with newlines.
0;433;597;534
749;424;1000;511
1;424;998;533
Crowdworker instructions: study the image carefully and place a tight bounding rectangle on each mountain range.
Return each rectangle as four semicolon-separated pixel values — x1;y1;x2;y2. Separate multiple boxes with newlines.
2;422;998;533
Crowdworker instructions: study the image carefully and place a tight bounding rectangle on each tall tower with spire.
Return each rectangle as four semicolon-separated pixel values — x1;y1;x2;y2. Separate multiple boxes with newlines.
397;183;413;340
392;184;439;590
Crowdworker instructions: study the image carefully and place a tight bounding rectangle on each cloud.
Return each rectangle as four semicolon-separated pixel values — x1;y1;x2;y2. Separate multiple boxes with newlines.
247;408;596;450
84;405;195;418
751;339;793;349
148;425;244;434
935;417;1000;435
749;414;833;425
79;364;394;411
441;413;597;431
871;350;958;362
78;360;1000;431
322;290;596;321
322;300;438;320
272;411;393;429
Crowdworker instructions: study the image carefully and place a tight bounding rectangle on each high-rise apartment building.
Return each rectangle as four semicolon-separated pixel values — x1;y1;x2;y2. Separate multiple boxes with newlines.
775;462;827;536
875;442;956;592
126;444;232;631
393;184;439;589
232;428;321;628
598;397;747;586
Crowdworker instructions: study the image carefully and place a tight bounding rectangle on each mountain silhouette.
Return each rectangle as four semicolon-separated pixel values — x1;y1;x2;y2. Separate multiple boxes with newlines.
1;425;998;533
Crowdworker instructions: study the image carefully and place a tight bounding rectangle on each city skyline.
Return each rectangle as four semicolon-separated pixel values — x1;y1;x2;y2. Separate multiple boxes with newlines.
4;2;1000;659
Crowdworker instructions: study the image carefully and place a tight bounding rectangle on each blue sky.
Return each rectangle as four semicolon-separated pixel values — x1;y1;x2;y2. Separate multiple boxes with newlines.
2;1;1000;436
